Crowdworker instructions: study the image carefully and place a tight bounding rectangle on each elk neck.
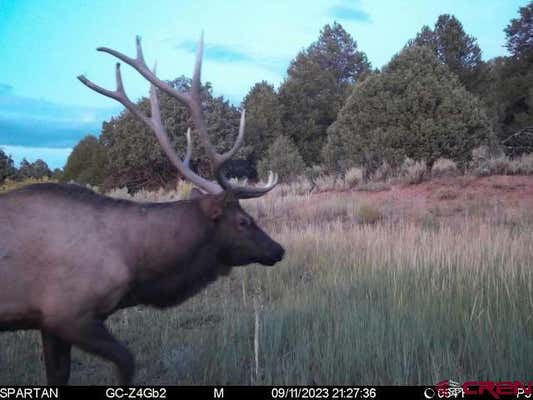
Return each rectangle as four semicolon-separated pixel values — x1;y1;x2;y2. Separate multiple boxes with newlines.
116;198;226;310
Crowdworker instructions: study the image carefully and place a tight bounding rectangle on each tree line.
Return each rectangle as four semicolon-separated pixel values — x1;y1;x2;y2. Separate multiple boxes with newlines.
0;152;59;183
2;2;531;189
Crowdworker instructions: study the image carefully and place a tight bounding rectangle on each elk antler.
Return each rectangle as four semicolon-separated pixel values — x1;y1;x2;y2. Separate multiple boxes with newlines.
78;34;278;198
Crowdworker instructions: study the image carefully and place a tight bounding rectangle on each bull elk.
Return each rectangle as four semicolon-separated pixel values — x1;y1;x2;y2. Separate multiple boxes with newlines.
0;34;284;385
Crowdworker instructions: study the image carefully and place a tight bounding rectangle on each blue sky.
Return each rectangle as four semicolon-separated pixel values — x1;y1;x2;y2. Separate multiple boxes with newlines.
0;0;527;169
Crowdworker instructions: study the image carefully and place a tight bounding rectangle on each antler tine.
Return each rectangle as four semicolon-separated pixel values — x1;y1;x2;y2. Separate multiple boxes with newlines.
135;35;146;64
78;62;221;194
191;31;204;98
217;170;279;199
218;109;246;163
159;33;278;197
146;81;221;194
81;34;279;199
98;37;191;106
188;33;223;167
183;127;193;168
78;63;150;128
186;36;274;195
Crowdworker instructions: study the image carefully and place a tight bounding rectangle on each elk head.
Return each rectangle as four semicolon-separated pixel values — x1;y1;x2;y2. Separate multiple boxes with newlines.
78;33;284;268
195;191;284;268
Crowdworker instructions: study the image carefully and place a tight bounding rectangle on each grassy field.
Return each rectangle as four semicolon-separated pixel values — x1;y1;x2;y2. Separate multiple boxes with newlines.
0;178;532;385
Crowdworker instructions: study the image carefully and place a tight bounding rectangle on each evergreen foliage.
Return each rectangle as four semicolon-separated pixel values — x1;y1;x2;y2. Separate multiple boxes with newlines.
279;22;371;165
258;135;306;182
323;46;495;174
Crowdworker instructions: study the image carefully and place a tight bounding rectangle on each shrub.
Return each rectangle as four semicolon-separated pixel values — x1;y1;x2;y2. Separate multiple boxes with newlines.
357;203;383;224
371;161;393;182
435;188;459;200
17;159;52;180
314;174;343;192
304;165;324;192
344;167;363;188
258;135;306;183
277;177;313;197
399;158;427;184
472;156;510;176
509;154;533;175
62;135;108;186
470;145;533;176
323;46;495;175
0;149;16;183
431;158;459;178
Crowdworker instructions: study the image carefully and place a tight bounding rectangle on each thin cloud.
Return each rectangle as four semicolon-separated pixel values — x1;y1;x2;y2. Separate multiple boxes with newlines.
0;92;118;125
174;38;289;77
0;83;13;94
330;5;371;22
0;117;96;148
0;93;119;149
177;39;253;63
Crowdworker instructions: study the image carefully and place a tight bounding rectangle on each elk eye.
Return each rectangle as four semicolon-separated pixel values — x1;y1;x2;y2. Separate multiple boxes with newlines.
239;218;250;228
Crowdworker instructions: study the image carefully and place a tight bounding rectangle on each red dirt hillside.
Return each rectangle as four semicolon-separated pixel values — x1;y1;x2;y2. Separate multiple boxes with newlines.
347;175;533;220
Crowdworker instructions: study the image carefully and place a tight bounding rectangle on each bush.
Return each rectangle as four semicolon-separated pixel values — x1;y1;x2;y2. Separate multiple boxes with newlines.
470;146;509;176
323;46;496;175
62;135;108;185
399;158;427;184
258;135;306;183
371;161;393;182
344;167;363;188
435;188;459;200
357;203;383;224
0;149;16;183
431;158;459;178
508;154;533;175
469;145;533;176
304;165;324;190
314;174;342;192
17;159;52;180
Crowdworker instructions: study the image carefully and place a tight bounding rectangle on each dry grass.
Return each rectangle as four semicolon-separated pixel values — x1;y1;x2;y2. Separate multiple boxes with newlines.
431;158;459;178
357;181;392;192
399;158;427;184
1;177;532;385
344;167;364;188
0;177;56;193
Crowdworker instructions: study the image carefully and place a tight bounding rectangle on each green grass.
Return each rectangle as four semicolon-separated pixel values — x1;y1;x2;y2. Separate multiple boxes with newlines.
1;192;532;385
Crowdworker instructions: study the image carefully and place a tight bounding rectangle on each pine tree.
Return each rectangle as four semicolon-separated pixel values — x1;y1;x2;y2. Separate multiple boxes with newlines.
0;149;16;183
62;135;108;185
279;22;371;165
409;14;482;91
478;2;533;155
323;46;495;173
99;77;245;189
17;158;52;180
505;1;533;60
241;81;282;165
258;135;306;182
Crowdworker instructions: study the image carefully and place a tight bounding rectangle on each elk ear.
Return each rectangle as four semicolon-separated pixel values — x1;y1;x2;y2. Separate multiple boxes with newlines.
188;187;204;200
199;194;225;221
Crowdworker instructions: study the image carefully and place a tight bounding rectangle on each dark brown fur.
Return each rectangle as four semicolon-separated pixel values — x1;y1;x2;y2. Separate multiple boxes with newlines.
0;183;284;384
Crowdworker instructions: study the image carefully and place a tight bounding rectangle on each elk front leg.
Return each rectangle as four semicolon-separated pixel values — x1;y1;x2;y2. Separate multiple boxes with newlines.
41;330;72;385
54;318;134;385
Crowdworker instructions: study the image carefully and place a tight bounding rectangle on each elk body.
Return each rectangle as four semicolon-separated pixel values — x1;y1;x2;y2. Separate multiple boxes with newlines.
0;35;284;385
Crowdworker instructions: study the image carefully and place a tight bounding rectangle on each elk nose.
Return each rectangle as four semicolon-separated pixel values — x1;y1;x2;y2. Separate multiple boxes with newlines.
275;244;285;262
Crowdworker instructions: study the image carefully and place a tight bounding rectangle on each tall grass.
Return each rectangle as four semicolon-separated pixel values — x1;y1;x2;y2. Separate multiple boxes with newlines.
0;187;532;385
